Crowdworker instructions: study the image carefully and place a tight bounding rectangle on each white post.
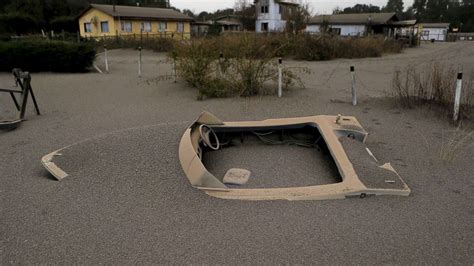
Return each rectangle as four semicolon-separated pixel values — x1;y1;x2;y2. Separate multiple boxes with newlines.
218;52;223;79
173;59;177;83
453;72;463;121
104;44;109;73
138;46;142;77
278;58;283;98
351;66;357;106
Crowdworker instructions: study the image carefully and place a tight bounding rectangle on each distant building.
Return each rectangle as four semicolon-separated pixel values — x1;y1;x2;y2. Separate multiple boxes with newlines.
306;12;400;36
191;15;243;37
78;4;193;39
191;21;211;37
254;0;299;32
209;15;244;32
418;23;450;41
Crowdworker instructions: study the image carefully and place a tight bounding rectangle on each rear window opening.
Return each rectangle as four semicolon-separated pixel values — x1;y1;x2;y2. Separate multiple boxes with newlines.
201;124;343;188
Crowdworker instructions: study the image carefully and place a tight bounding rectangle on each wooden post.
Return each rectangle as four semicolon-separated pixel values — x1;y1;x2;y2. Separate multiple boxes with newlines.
453;72;463;121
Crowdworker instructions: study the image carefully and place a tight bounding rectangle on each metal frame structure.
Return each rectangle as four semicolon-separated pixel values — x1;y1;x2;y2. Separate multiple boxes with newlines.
0;69;40;130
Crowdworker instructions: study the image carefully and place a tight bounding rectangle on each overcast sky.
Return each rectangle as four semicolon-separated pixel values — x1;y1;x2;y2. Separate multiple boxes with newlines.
171;0;415;14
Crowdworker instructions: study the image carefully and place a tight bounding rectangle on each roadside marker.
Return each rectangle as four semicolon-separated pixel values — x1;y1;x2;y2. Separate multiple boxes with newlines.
104;44;109;73
278;58;283;98
453;72;463;121
351;66;357;106
138;46;142;77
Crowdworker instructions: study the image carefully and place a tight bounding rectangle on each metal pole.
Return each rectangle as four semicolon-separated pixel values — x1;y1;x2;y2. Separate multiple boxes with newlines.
104;44;109;73
138;46;142;77
453;72;463;121
278;58;283;98
351;66;357;106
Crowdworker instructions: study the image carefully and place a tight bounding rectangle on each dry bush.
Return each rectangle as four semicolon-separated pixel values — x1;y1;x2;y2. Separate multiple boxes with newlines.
173;38;219;88
439;127;474;162
173;34;308;99
94;35;176;52
161;33;403;99
391;62;474;120
293;35;403;61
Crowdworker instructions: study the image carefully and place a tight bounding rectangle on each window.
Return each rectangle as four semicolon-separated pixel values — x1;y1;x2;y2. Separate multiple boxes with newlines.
121;21;132;32
100;21;109;33
141;21;152;32
279;5;282;14
158;21;167;32
84;22;92;33
261;22;268;32
177;22;184;33
330;28;341;35
261;5;269;13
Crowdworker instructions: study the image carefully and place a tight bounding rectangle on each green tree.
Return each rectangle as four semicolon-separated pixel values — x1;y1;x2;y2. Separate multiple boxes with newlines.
285;3;311;34
234;0;255;31
182;9;196;18
0;12;39;34
5;0;46;22
412;0;427;20
341;4;381;14
383;0;404;17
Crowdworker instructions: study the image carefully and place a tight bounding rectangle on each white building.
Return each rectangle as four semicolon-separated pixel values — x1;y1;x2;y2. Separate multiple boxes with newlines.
255;0;299;32
419;23;450;41
306;12;399;36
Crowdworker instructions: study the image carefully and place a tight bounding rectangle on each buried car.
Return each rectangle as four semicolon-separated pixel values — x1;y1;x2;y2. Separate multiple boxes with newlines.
178;111;410;201
41;111;410;201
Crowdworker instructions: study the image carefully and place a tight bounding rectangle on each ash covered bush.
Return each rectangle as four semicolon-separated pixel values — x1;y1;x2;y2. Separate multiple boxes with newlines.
172;38;219;88
172;34;308;99
293;35;402;61
0;40;96;72
391;62;473;120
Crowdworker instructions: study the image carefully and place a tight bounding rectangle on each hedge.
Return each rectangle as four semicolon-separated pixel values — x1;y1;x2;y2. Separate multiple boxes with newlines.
0;41;96;72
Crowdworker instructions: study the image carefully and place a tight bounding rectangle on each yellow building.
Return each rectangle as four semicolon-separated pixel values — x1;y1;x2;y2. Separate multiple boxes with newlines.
78;4;193;39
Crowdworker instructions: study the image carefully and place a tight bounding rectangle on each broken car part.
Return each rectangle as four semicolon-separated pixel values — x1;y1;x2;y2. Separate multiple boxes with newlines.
179;111;411;201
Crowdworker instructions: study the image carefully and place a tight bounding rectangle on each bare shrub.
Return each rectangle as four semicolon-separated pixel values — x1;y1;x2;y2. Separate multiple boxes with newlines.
173;38;218;88
391;62;474;120
439;127;474;162
293;35;402;61
173;34;308;99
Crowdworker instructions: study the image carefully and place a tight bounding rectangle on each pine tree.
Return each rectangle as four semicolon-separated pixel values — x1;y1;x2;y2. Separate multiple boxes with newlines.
383;0;404;17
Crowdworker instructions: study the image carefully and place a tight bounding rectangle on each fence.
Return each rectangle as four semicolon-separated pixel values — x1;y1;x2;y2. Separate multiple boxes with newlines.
5;30;192;43
448;33;474;42
88;31;192;42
